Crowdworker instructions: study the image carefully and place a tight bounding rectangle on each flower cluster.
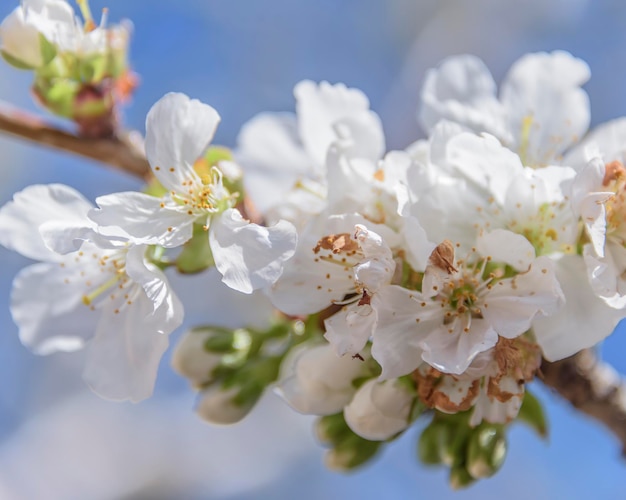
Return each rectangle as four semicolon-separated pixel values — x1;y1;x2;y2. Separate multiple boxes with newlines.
2;45;626;487
0;0;135;136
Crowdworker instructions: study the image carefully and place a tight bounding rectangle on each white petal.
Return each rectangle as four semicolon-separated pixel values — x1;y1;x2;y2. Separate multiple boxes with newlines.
91;192;194;248
0;184;93;261
324;304;376;356
447;133;524;207
145;92;220;193
419;55;508;140
82;295;171;402
125;245;184;331
295;80;383;165
420;320;498;375
564;117;626;170
210;209;297;294
371;286;439;379
501;51;590;166
476;229;536;271
533;255;623;360
10;262;97;354
484;256;563;338
236;112;312;214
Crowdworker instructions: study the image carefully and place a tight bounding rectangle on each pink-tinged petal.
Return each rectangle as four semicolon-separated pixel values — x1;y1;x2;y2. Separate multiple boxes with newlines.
145;92;220;193
564;117;626;170
371;286;439;379
419;55;507;140
483;256;563;338
236;112;311;214
91;192;194;248
420;320;498;375
10;262;97;354
501;51;590;166
210;209;297;294
533;255;623;360
295;80;383;165
0;184;93;261
476;229;536;271
82;295;171;402
125;245;184;330
324;304;376;356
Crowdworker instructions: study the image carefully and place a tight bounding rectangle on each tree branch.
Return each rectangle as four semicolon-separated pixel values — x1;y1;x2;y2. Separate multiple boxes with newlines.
0;101;150;179
541;349;626;455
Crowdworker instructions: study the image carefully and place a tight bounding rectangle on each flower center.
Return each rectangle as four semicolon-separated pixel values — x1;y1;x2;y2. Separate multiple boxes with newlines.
62;245;135;314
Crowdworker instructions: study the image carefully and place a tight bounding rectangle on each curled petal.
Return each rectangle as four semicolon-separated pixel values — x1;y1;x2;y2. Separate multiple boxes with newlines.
145;92;220;193
210;209;297;294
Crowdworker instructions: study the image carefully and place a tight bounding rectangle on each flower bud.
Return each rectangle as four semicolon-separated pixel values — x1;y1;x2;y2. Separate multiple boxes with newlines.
195;385;254;425
344;379;414;441
0;8;55;68
276;343;370;416
171;328;228;387
417;421;449;465
324;435;381;471
449;464;475;490
466;425;507;479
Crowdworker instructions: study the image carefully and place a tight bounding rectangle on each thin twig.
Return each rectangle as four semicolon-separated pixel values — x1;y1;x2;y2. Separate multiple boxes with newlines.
0;100;150;179
541;349;626;455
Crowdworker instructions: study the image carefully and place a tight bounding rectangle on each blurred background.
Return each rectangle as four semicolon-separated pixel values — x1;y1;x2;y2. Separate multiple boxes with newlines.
0;1;626;498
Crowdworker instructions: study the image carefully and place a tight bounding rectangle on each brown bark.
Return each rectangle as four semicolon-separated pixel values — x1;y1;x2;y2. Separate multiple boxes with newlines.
0;101;149;179
541;349;626;455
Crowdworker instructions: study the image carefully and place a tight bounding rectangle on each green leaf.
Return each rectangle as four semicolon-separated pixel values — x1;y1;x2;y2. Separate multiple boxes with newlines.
517;389;548;438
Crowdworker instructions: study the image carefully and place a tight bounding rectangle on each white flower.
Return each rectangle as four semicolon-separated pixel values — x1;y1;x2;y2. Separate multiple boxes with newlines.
343;379;414;441
0;184;183;402
90;92;297;294
236;80;385;225
372;230;563;379
269;212;424;356
407;130;578;254
419;51;590;167
275;343;370;416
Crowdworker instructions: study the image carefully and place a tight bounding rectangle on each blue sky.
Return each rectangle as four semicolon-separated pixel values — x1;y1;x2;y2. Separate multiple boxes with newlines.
0;1;625;498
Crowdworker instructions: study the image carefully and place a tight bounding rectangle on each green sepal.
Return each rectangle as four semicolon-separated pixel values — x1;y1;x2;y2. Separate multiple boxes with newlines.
176;223;215;274
517;389;548;438
39;33;57;67
1;49;37;70
326;435;382;471
449;464;476;490
78;53;108;83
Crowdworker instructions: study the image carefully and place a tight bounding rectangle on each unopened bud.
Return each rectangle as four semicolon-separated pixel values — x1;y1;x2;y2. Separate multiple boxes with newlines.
324;435;381;471
344;379;414;441
466;425;507;479
171;328;226;386
449;464;475;490
195;385;254;425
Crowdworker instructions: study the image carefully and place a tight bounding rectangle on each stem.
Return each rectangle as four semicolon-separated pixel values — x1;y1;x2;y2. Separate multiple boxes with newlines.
0;100;150;179
540;349;626;455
